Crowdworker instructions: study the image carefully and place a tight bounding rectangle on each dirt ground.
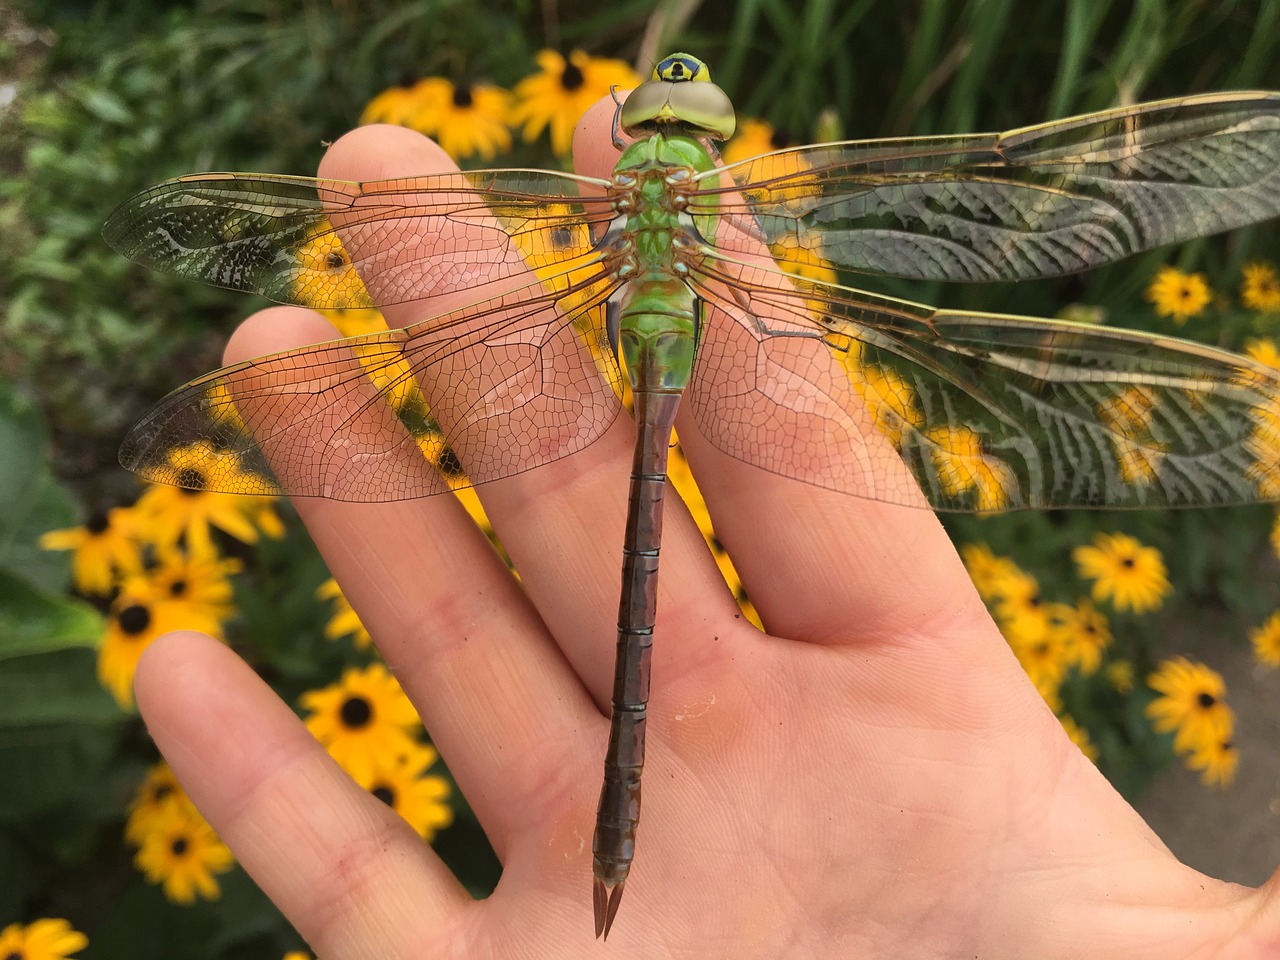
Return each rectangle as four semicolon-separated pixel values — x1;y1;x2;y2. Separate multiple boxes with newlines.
1135;607;1280;887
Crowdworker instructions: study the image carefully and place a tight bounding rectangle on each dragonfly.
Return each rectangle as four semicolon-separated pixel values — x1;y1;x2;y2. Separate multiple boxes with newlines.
104;52;1280;938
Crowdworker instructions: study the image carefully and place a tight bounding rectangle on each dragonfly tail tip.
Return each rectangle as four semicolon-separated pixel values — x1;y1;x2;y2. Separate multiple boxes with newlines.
593;876;626;940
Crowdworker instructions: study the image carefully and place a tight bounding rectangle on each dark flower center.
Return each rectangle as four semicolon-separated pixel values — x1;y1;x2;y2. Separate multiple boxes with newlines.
118;604;152;635
1197;691;1217;710
4;949;23;960
87;511;110;535
560;60;584;91
1120;556;1135;569
169;579;188;597
340;695;373;729
176;468;208;493
326;250;347;269
770;129;792;150
371;785;395;806
154;784;174;802
452;84;474;109
171;837;189;857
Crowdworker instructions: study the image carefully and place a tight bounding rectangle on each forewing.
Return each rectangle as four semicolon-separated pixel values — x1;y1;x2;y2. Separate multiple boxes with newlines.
696;92;1280;281
102;170;616;308
687;257;1280;511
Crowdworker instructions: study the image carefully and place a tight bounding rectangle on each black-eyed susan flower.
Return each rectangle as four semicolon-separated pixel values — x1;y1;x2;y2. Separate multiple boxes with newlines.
1145;265;1212;323
1106;659;1135;694
99;576;225;709
125;760;183;843
923;423;1016;512
150;549;241;625
1184;734;1239;788
1146;656;1234;755
357;743;454;841
133;794;235;903
1058;714;1099;763
722;117;792;165
39;506;143;595
1249;611;1280;669
1072;531;1171;613
1245;337;1280;376
992;566;1049;642
1004;620;1069;712
133;442;280;556
1057;598;1111;676
369;77;513;161
0;919;88;960
1241;261;1280;312
316;577;372;650
300;663;423;785
510;50;642;156
959;543;1022;603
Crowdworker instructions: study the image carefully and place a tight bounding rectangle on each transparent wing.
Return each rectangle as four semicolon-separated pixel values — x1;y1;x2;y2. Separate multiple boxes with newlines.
686;255;1280;511
696;92;1280;281
119;270;626;500
102;170;616;308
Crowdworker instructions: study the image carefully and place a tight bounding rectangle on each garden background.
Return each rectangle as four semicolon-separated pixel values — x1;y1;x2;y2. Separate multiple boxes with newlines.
3;0;1280;957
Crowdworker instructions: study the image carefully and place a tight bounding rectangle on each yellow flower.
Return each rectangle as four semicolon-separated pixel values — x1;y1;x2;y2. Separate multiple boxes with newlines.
356;743;454;841
325;308;389;339
369;77;513;161
1245;337;1280;371
1058;714;1099;762
300;663;423;784
133;442;280;556
99;576;226;709
922;423;1016;511
1184;734;1238;788
1106;659;1135;694
1145;265;1212;323
959;543;1023;603
722;117;791;165
291;222;374;310
0;919;88;960
1072;531;1171;613
1146;656;1234;755
1249;611;1280;669
283;953;312;960
125;761;183;843
992;567;1048;641
510;50;642;156
845;362;923;449
1057;598;1111;676
316;577;372;650
39;507;143;595
1241;261;1280;312
133;795;235;904
150;548;241;624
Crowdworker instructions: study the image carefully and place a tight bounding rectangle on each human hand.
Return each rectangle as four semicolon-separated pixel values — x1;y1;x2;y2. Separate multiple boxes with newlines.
135;103;1280;959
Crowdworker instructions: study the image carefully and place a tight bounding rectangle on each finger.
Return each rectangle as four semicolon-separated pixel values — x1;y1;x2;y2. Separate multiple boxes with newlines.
317;123;746;712
223;304;601;860
135;631;466;955
573;94;990;648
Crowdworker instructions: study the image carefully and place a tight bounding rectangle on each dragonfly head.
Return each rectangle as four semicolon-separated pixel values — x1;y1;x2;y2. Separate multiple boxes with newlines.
618;52;736;142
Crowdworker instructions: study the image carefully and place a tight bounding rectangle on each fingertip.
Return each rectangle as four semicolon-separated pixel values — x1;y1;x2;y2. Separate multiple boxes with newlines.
134;629;228;723
573;94;630;181
223;306;341;366
317;123;457;182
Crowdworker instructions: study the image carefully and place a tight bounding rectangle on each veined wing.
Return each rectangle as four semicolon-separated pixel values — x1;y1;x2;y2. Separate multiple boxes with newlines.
119;268;625;500
102;170;616;309
686;255;1280;511
694;92;1280;282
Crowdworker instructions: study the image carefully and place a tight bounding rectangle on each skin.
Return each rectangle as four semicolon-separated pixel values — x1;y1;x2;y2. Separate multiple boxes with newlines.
135;97;1280;958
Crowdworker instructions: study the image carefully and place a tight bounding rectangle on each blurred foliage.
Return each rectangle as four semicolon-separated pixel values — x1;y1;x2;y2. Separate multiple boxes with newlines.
4;0;1280;956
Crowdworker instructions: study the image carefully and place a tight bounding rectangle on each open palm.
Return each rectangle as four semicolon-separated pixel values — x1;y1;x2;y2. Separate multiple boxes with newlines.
135;105;1280;959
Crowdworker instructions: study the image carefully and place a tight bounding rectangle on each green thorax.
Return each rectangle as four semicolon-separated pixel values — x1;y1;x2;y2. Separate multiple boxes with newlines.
610;133;720;394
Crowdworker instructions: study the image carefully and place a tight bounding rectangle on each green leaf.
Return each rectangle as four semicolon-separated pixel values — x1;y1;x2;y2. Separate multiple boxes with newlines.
0;378;79;592
0;569;103;659
0;649;127;819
